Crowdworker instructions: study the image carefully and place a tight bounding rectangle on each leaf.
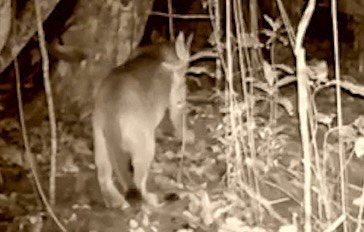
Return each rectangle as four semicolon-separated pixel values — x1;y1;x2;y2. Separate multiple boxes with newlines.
339;80;364;97
307;59;328;82
353;194;364;207
263;14;276;30
56;60;71;77
0;146;23;166
340;125;357;142
201;0;208;9
253;82;271;95
354;116;364;127
177;229;194;232
273;64;295;74
262;61;278;87
0;137;6;146
278;224;298;232
190;49;217;62
354;116;364;136
354;136;364;158
276;75;296;88
277;35;289;46
129;219;139;229
277;97;294;116
213;202;234;219
0;118;19;132
201;192;213;225
225;216;245;226
261;28;275;38
263;14;283;31
219;217;267;232
60;152;79;174
188;66;215;77
73;139;92;156
142;213;150;227
153;175;183;190
315;112;335;127
28;214;43;232
237;33;263;49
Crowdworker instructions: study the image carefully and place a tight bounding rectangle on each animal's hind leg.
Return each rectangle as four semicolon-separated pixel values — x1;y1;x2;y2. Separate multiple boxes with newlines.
131;131;160;206
93;123;129;209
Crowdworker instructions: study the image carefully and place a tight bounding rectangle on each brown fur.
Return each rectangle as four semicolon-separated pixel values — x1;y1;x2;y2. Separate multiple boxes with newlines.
93;33;193;209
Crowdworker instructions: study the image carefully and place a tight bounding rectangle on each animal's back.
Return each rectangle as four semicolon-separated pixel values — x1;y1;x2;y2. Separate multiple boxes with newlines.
93;32;192;208
95;44;175;125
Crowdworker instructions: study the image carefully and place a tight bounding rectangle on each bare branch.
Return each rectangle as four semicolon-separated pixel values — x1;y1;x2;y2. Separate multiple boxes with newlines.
34;0;59;214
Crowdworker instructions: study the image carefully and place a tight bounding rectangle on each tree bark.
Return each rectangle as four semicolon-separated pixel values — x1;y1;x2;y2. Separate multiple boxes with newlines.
0;0;11;55
52;0;154;117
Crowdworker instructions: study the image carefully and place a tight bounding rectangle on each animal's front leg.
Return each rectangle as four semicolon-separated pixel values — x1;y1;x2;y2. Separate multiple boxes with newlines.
169;97;195;144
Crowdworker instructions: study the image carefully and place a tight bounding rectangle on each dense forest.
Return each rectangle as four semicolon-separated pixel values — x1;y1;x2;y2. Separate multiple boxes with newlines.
1;0;364;231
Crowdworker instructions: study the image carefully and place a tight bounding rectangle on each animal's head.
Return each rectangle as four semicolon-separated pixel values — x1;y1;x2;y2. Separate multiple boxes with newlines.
161;32;193;76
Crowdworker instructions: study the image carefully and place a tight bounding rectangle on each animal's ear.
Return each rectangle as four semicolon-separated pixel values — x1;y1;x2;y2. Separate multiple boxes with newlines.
175;31;191;62
186;33;194;51
175;31;185;44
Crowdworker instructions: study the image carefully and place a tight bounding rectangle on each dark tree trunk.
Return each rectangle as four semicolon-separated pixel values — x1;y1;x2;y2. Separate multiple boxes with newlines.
51;0;154;117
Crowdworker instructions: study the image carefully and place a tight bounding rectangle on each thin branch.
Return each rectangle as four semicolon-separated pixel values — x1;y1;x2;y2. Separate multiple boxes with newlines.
331;0;346;231
295;0;315;56
276;0;296;48
294;0;316;231
150;11;210;19
207;0;227;84
167;0;174;41
34;0;58;206
14;57;67;232
238;180;289;224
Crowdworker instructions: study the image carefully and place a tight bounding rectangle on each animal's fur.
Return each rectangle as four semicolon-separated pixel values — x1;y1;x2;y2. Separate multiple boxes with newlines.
93;32;194;209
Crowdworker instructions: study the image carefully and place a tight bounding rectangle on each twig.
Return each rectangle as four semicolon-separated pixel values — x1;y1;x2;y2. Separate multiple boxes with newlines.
234;0;255;189
225;0;239;189
207;0;227;73
150;11;210;20
238;180;289;224
261;179;301;205
34;0;58;205
167;0;174;41
331;0;346;231
14;55;67;232
275;0;296;48
189;49;217;62
312;78;364;99
324;214;346;232
294;0;316;231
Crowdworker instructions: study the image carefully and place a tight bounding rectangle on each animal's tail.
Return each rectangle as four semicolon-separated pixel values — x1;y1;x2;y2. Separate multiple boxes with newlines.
103;115;141;202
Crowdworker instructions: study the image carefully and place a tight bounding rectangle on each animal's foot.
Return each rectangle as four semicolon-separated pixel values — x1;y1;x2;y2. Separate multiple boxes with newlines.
164;192;180;202
144;192;165;207
102;190;130;210
125;188;143;206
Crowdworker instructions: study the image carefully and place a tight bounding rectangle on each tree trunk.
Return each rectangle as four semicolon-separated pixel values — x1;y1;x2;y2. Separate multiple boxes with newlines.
52;0;154;117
